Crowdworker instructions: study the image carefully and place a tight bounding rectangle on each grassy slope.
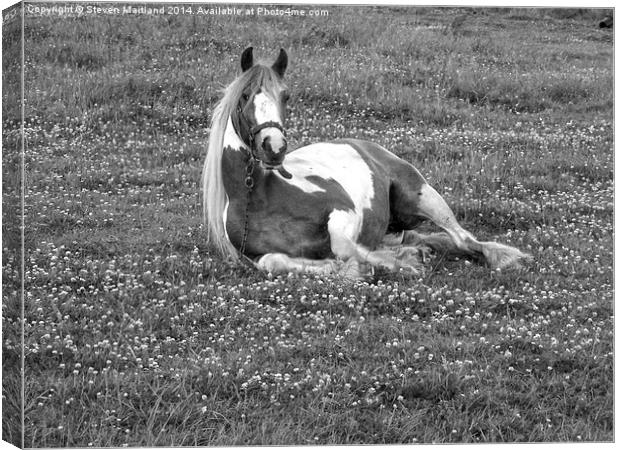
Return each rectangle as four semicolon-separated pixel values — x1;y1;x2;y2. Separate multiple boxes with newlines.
2;6;613;445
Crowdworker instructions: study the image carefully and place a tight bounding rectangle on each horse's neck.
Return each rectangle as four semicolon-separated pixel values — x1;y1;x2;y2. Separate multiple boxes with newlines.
221;116;258;196
223;116;247;151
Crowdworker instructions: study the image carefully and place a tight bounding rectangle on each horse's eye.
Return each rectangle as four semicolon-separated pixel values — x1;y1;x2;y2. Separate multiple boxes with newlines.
241;93;250;102
282;92;290;102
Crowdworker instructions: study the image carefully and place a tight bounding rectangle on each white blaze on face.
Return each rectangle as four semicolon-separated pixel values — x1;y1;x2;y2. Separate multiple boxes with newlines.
252;92;285;153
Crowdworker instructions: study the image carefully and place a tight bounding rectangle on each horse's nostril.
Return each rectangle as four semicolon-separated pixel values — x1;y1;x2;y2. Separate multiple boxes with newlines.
262;136;271;151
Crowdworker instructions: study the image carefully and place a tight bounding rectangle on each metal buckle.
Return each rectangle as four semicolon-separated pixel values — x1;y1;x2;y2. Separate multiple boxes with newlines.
244;158;255;189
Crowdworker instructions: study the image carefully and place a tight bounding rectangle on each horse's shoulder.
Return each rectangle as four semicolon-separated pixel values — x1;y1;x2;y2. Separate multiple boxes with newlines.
287;139;386;158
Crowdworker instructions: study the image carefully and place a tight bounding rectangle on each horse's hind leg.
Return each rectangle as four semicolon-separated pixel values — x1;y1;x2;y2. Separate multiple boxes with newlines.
394;182;530;269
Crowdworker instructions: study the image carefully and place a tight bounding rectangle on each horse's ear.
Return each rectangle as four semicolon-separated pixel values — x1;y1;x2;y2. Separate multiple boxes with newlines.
241;47;254;72
272;48;288;78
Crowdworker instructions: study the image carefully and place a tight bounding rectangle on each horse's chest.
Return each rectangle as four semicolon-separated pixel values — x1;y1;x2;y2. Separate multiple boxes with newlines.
225;183;344;258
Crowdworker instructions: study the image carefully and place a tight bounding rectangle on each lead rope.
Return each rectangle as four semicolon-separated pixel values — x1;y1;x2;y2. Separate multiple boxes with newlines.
238;155;255;264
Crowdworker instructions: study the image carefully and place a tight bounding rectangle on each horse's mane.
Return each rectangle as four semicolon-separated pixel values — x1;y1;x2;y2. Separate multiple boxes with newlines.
202;64;285;259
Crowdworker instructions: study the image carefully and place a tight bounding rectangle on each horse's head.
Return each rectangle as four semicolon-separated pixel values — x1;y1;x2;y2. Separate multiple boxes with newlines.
233;47;289;170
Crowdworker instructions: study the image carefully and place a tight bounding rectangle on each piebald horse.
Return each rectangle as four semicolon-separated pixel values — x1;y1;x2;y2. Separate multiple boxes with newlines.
202;47;530;278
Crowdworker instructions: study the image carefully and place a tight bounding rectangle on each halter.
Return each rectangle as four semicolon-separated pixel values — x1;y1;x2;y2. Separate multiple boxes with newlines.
248;121;286;154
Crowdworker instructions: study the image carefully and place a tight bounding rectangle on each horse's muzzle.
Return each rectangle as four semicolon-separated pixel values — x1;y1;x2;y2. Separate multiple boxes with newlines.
261;135;287;165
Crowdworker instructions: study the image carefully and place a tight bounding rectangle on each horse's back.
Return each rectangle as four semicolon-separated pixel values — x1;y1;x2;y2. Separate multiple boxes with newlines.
288;138;424;184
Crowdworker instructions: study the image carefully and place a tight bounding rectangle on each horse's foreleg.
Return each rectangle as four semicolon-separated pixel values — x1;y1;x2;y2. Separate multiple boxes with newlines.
411;184;530;269
255;253;366;279
327;210;423;274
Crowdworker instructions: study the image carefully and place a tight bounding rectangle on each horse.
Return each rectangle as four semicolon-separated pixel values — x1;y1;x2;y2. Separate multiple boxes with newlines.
202;47;530;278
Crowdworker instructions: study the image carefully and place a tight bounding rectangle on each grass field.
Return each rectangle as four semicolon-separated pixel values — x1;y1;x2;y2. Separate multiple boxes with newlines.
2;4;614;446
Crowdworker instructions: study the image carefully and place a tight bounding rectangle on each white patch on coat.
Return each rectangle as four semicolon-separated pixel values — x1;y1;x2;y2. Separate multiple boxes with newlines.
253;92;286;154
277;143;376;248
327;209;361;257
224;116;247;151
279;143;375;216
